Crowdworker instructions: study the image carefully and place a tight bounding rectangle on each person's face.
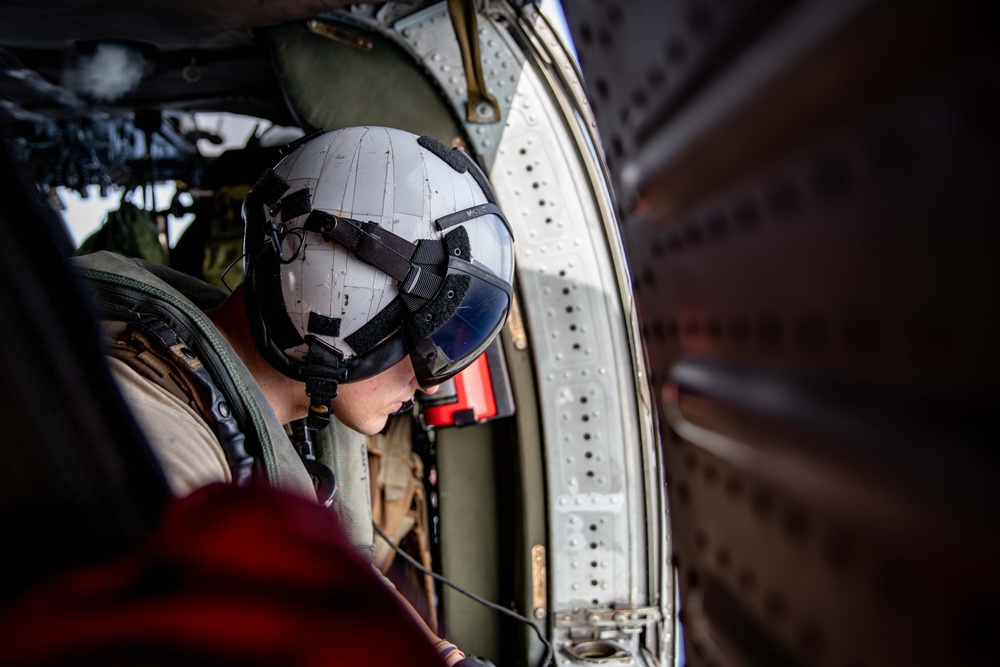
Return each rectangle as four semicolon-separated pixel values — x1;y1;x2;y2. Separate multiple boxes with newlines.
332;355;440;435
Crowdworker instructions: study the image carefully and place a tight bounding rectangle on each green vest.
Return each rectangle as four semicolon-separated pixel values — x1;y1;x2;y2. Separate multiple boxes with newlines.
72;250;315;499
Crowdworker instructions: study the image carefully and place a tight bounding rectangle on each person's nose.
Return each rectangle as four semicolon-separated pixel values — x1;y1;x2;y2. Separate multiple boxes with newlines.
402;355;442;394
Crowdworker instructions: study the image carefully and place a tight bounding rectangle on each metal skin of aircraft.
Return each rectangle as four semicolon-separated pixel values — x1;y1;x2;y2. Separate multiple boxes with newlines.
0;2;997;667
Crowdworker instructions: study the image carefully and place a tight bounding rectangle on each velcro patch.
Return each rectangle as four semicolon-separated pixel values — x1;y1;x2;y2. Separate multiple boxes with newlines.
252;169;289;206
279;188;312;222
308;312;341;338
411;274;471;340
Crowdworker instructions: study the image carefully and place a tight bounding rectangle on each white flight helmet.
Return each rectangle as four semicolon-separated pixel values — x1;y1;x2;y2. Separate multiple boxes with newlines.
242;126;514;427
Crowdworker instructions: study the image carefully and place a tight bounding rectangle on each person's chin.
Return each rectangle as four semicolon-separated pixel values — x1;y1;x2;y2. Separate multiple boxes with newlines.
362;413;390;437
365;415;389;435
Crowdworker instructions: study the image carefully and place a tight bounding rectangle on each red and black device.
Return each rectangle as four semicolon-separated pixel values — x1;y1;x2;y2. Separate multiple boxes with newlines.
418;338;514;428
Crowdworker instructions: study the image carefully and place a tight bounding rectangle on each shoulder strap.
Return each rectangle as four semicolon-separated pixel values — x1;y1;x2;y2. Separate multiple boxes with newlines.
104;316;255;485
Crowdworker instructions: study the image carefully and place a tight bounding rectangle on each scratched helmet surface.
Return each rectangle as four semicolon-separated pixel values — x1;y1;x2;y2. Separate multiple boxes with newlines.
242;126;514;393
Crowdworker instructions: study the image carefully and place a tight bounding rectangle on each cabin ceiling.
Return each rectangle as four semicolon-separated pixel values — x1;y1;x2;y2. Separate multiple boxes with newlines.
0;0;365;51
0;1;430;121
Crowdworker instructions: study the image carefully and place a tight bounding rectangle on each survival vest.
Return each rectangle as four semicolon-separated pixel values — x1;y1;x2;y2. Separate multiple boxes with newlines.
73;250;315;498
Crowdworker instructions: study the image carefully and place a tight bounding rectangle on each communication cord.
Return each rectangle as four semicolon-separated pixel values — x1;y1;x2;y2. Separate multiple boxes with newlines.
372;521;554;667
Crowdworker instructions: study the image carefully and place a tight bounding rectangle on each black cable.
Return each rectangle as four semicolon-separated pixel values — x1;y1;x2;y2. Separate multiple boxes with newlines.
372;521;553;667
226;240;271;292
220;251;245;293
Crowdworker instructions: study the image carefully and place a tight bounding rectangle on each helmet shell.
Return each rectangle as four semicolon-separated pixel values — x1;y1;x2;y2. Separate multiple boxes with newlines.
243;126;510;384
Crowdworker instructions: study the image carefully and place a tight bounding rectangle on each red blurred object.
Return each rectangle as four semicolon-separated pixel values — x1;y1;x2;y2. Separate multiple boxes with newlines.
0;483;446;667
421;339;513;428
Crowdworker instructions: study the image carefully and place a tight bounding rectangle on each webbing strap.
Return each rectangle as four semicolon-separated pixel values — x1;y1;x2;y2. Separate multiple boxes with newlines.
401;265;443;301
412;238;446;265
363;221;419;259
113;317;255;486
344;297;405;356
302;338;348;432
305;211;413;282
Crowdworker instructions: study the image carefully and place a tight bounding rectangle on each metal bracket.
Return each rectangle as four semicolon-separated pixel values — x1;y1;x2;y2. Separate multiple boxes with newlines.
306;18;374;52
447;0;501;123
555;605;663;640
531;544;548;620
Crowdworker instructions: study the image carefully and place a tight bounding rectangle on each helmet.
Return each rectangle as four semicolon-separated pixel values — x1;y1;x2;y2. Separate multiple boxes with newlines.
242;126;514;425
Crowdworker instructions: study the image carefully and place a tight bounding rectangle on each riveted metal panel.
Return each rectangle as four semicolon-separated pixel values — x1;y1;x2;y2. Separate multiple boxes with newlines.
393;1;523;165
324;5;668;664
487;35;660;667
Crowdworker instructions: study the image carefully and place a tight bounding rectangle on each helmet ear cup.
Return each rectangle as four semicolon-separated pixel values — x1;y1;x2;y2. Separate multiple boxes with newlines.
242;178;308;380
244;244;304;380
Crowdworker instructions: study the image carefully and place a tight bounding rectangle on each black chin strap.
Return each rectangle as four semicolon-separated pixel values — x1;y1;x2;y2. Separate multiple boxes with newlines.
290;418;338;508
302;336;347;429
296;335;347;507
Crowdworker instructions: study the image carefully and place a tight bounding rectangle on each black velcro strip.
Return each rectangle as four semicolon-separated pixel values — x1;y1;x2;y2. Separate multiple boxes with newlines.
279;188;312;222
444;226;471;261
307;339;341;365
344;298;405;355
308;312;341;338
411;274;471;340
418;135;498;206
305;377;339;401
252;169;290;206
418;135;467;173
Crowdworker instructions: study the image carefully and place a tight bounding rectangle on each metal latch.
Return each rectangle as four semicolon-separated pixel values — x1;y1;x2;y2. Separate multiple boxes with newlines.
555;605;663;640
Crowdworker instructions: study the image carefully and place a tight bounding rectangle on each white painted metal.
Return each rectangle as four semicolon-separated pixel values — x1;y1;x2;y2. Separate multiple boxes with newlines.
329;3;669;664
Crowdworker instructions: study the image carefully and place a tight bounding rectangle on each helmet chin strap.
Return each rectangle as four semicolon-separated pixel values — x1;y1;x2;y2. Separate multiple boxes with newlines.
301;334;348;429
293;336;348;507
290;415;338;508
305;382;337;431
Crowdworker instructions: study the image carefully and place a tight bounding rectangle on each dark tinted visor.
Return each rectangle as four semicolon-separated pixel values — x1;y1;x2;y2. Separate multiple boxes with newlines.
407;263;511;388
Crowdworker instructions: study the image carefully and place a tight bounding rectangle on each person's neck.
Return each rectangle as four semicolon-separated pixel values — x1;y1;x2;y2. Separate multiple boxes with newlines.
206;283;310;424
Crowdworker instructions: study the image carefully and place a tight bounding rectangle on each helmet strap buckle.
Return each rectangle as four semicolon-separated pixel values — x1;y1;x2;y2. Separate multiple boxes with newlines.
302;334;347;431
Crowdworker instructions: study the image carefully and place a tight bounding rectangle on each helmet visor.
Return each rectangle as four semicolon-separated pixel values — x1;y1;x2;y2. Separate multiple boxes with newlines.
435;206;514;281
459;211;514;282
408;259;512;389
406;206;515;388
